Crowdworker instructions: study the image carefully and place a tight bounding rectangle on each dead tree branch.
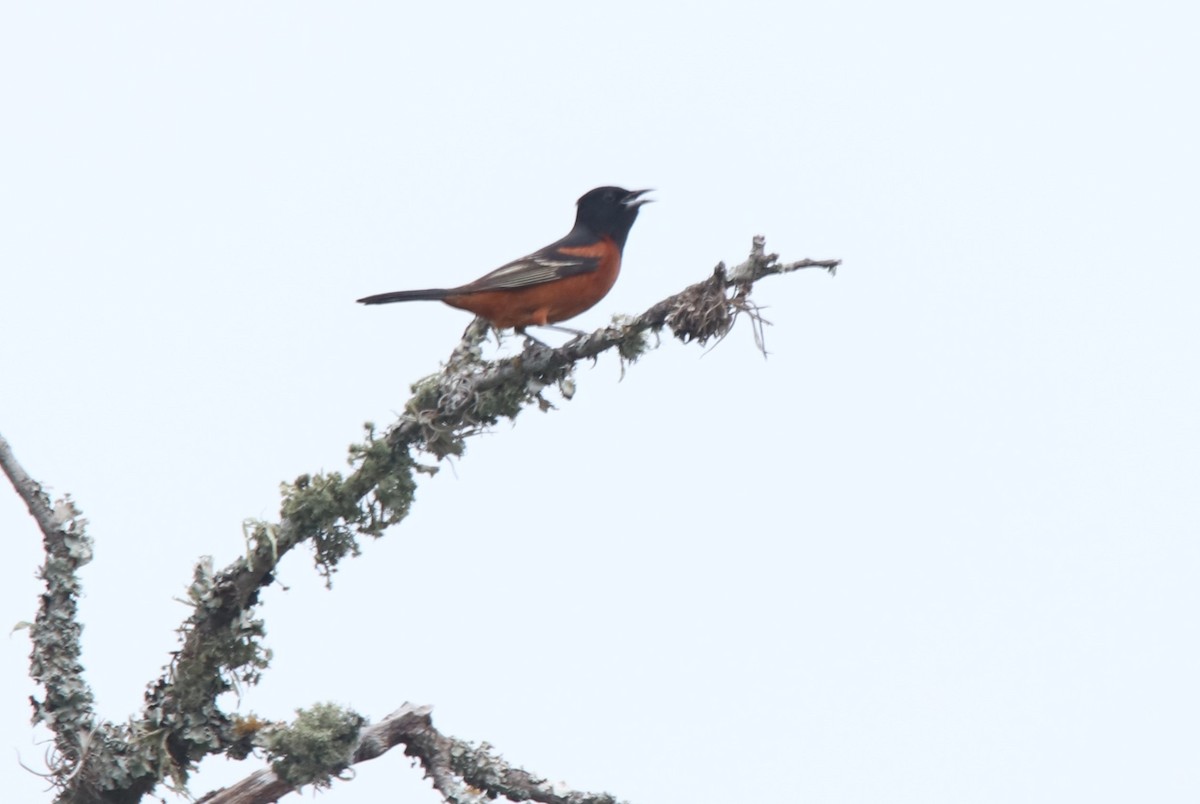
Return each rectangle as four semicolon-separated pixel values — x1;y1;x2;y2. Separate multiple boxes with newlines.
199;703;623;804
0;433;100;796
5;236;838;803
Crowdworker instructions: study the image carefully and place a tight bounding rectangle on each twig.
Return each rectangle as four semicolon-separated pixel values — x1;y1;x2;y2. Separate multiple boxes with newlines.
0;432;73;544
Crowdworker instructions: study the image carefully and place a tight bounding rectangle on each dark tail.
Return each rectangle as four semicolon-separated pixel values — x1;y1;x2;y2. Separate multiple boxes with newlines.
356;288;451;305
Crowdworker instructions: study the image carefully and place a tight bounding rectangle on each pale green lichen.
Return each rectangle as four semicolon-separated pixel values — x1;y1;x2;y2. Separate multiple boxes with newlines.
264;703;367;789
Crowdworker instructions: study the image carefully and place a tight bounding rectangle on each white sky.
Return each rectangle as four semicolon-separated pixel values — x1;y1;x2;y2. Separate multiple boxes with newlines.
2;3;1197;802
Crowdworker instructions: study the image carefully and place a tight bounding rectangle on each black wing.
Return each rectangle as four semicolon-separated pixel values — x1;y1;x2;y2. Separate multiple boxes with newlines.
456;248;600;292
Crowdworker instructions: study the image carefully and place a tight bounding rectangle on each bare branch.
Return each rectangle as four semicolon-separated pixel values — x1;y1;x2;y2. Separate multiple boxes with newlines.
199;704;623;804
726;234;839;284
0;432;72;542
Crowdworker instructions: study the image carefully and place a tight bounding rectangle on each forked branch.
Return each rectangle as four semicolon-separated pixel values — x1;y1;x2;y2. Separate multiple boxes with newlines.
4;236;839;803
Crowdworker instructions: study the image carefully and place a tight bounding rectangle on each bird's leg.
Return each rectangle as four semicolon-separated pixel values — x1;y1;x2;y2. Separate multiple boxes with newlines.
537;324;589;338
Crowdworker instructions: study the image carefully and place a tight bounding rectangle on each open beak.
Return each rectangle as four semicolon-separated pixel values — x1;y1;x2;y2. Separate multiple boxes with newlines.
622;188;654;208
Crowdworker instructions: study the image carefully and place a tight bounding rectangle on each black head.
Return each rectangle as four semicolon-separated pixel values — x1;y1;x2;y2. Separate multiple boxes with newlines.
573;186;652;249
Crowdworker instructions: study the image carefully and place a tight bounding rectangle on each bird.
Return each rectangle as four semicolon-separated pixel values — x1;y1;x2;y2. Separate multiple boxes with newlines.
357;186;652;333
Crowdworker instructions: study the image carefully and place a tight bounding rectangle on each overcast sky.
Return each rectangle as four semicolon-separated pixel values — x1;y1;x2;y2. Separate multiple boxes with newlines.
2;3;1197;803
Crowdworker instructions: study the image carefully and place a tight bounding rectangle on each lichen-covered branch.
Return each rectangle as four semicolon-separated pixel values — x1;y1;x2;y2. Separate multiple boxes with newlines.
0;432;102;798
5;237;838;803
198;703;624;804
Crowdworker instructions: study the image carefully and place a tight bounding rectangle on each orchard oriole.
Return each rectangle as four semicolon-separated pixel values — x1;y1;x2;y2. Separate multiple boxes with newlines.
357;186;651;331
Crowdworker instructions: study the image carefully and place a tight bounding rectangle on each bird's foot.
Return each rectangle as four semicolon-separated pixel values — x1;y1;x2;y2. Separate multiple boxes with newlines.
516;327;551;349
